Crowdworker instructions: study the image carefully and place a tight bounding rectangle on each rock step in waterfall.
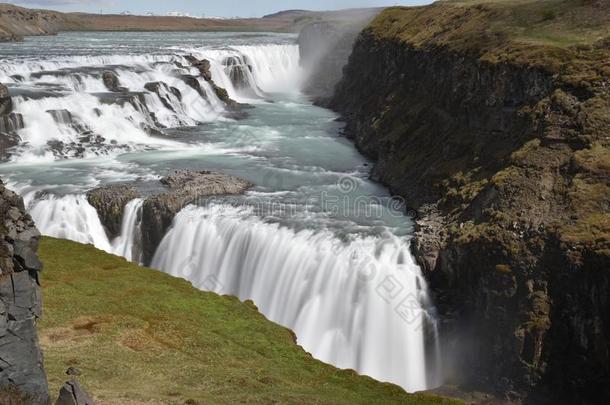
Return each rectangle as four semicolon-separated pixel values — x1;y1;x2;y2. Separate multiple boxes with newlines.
26;168;441;392
0;44;301;162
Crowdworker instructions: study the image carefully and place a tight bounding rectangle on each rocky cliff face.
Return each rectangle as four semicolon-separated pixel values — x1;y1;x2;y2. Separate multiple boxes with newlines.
0;180;48;403
330;2;610;403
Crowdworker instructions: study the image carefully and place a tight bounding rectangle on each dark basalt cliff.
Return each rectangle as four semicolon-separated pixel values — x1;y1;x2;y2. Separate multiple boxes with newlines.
0;180;47;402
328;1;610;403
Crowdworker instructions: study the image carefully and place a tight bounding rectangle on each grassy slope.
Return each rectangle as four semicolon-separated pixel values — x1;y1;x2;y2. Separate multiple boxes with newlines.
38;237;461;405
370;0;610;82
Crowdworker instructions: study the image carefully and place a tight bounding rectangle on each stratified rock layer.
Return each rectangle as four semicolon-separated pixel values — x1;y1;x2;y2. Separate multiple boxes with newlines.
0;179;48;403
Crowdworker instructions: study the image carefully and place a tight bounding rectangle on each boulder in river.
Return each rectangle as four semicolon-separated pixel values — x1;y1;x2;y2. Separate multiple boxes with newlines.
184;55;212;82
180;74;206;98
0;132;20;162
102;71;126;92
144;81;181;112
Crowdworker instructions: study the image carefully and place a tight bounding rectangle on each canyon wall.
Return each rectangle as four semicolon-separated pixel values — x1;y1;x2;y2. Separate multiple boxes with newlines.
328;2;610;403
0;179;47;402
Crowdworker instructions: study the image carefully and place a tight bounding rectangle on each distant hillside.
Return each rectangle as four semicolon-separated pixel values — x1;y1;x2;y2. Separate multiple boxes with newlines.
0;3;381;40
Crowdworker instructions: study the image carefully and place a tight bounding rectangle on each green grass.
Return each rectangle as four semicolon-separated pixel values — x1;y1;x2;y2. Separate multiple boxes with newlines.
38;237;461;405
368;0;610;78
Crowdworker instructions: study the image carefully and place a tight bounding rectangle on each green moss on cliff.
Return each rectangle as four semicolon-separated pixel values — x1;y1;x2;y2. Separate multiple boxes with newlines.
369;0;610;81
37;238;461;405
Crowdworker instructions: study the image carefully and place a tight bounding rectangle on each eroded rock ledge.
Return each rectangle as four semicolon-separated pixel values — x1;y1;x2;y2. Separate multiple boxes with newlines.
88;170;252;264
0;179;48;402
329;3;610;404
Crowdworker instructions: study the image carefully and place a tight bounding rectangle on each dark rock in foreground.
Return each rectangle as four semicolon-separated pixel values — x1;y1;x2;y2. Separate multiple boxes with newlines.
0;179;48;402
55;380;95;405
141;171;252;264
87;185;140;240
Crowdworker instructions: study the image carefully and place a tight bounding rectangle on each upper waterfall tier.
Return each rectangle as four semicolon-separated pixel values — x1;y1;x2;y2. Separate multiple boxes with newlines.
0;33;303;162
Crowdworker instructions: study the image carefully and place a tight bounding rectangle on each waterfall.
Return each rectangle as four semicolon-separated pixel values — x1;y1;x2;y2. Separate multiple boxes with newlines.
151;204;438;392
29;194;112;251
110;198;144;263
2;44;302;160
6;35;441;392
29;195;143;263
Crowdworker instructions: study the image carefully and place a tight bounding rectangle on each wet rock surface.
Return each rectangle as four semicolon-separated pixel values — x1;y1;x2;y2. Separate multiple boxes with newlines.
0;179;48;402
0;86;21;163
182;54;249;117
141;171;252;264
86;185;140;240
185;55;212;82
101;71;126;92
87;171;252;265
0;83;12;115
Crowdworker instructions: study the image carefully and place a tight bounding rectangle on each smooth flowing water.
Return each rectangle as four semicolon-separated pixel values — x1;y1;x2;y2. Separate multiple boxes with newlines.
0;32;440;392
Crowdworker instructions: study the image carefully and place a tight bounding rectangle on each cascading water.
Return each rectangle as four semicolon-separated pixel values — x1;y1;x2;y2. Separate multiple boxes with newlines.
1;38;303;161
29;194;112;251
151;204;437;392
111;198;144;262
0;31;441;393
29;194;143;263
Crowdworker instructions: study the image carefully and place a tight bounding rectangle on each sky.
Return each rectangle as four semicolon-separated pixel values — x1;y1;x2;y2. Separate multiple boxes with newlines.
10;0;432;18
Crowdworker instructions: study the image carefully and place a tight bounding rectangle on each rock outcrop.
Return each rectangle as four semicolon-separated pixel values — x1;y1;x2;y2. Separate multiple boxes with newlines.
184;55;212;82
0;179;48;402
101;71;126;92
87;171;252;265
55;380;95;405
141;171;252;264
86;185;140;240
330;2;610;404
0;83;21;162
0;83;12;115
182;55;246;114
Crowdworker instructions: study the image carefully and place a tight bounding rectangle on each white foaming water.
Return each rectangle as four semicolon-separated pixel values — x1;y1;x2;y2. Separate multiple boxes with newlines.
4;43;302;159
29;195;112;252
110;198;144;262
29;194;143;262
151;204;437;392
185;44;303;100
3;33;442;392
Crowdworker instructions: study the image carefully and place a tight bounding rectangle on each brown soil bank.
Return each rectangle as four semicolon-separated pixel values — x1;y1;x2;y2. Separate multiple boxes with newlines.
0;3;383;41
329;0;610;403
